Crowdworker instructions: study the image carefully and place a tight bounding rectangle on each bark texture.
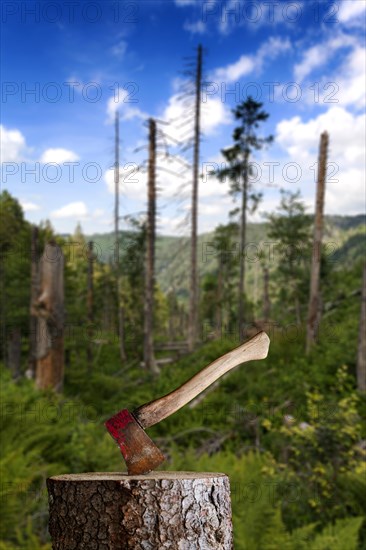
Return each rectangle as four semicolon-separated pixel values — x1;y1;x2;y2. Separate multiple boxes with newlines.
35;241;64;391
263;265;270;323
238;150;249;341
306;131;329;353
47;472;233;550
28;224;40;378
87;240;94;370
114;111;127;362
7;327;21;379
188;44;202;353
144;118;158;374
357;262;366;392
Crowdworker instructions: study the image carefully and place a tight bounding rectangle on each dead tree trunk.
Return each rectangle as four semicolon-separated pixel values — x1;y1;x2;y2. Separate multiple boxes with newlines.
263;265;270;323
47;472;233;549
357;262;366;392
306;131;329;353
179;305;186;336
28;224;39;378
35;241;64;392
7;327;21;379
103;262;114;335
114;111;127;362
238;152;249;341
143;118;158;374
167;290;177;342
216;251;223;338
87;240;94;371
188;44;203;353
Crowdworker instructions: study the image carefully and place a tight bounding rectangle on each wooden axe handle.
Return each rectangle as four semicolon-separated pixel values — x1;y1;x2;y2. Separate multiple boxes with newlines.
134;331;270;429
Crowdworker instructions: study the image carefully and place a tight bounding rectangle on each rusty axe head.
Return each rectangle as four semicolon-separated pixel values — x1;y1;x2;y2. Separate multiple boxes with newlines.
105;409;165;475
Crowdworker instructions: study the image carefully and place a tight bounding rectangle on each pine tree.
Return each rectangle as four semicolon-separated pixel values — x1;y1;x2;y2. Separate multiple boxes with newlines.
215;97;273;340
266;190;312;324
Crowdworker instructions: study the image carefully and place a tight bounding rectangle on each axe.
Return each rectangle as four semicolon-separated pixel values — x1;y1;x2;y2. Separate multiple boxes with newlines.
105;331;270;475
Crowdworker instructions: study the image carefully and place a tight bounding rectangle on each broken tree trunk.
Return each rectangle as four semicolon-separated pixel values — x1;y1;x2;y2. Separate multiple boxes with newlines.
28;224;40;378
238;151;249;341
143;118;158;374
87;240;94;371
35;241;64;392
47;472;233;549
7;327;21;379
263;265;270;323
188;44;203;353
216;256;223;339
306;131;329;353
114;110;127;362
357;262;366;392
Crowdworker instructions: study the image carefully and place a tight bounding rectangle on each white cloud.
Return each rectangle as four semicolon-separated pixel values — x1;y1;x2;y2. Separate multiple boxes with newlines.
0;125;28;162
106;87;147;123
257;36;291;59
20;201;40;212
276;107;364;162
212;36;291;82
162;93;230;144
40;148;79;164
336;46;366;109
276;106;365;214
201;98;231;134
104;147;232;206
294;45;329;82
183;20;206;34
215;55;255;82
326;168;365;214
294;33;356;82
197;203;223;216
216;1;304;34
338;0;366;24
104;154;189;202
51;201;88;219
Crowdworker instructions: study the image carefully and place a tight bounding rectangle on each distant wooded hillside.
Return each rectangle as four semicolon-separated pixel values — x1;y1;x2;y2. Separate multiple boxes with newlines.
86;215;365;301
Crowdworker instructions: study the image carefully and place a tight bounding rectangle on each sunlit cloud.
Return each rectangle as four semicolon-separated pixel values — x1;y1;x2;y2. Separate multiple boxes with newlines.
0;125;28;162
51;201;88;219
20;200;40;212
40;148;79;164
106;87;148;123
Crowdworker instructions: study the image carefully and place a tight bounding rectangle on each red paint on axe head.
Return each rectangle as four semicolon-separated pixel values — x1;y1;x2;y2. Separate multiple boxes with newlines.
105;409;165;475
105;409;135;457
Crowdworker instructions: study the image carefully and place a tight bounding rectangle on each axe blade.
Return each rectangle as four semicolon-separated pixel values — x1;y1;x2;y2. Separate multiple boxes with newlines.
105;409;165;475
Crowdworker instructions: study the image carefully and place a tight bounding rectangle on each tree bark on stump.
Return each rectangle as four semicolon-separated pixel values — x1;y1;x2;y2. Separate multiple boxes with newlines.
47;472;233;550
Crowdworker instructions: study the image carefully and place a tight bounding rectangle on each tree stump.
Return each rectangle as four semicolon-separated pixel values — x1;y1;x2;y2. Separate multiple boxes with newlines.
47;472;233;550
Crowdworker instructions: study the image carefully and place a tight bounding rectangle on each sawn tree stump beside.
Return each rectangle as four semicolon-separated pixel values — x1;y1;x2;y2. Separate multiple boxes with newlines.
47;471;233;550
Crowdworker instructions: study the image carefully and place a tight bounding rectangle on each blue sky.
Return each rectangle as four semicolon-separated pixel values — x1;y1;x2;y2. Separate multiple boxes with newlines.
1;0;365;236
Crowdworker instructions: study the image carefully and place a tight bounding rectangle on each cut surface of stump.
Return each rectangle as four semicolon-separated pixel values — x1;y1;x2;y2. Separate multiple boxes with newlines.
47;471;233;550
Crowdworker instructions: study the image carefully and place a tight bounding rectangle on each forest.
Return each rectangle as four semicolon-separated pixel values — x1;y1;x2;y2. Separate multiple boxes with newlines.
1;45;366;550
